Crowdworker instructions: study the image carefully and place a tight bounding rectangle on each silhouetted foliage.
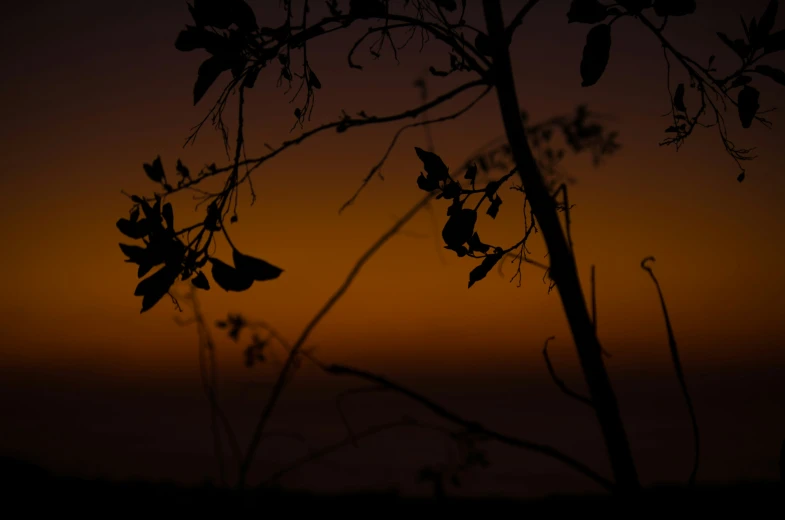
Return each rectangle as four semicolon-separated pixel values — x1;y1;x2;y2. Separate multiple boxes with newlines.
410;104;619;289
115;0;785;496
580;24;612;87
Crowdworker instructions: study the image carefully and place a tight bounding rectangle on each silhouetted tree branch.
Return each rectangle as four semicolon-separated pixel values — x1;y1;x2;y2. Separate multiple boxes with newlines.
541;336;594;407
117;0;785;498
641;256;700;487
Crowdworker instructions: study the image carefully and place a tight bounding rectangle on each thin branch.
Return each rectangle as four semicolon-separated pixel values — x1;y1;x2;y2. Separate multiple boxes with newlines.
180;287;244;480
264;417;452;485
334;385;391;447
237;192;437;489
338;84;493;213
591;265;597;332
323;363;612;491
641;257;699;487
541;337;593;408
237;79;488;186
505;0;543;42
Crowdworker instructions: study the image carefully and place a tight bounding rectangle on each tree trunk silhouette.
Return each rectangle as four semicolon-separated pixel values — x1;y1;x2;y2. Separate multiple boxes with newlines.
482;0;640;493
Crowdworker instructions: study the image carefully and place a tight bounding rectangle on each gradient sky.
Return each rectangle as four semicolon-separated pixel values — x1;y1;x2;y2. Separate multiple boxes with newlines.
1;0;783;494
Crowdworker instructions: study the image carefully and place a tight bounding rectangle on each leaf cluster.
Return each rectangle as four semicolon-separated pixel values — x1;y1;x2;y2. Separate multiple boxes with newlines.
412;106;621;288
118;158;283;313
569;0;785;181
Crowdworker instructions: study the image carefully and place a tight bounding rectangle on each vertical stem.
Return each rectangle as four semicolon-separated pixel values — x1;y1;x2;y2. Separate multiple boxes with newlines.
481;0;640;492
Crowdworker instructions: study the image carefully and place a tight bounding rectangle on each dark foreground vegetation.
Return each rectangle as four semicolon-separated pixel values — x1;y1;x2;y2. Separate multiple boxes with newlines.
3;457;781;515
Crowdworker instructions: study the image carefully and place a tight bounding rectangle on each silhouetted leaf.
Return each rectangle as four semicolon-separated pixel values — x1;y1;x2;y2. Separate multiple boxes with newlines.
653;0;696;17
162;203;174;231
117;218;149;239
243;66;261;88
129;207;140;222
442;181;462;200
204;201;221;231
731;75;753;87
176;159;191;179
737;171;746;182
428;66;449;77
309;70;322;89
765;29;785;53
580;24;612;87
119;243;147;265
350;0;386;18
717;32;750;59
209;257;254;291
190;0;233;29
445;243;469;257
194;55;234;105
468;253;502;288
135;265;179;313
474;32;493;57
215;320;228;328
138;200;160;226
755;64;785;86
757;0;778;41
138;262;155;278
415;147;450;180
192;271;210;290
485;180;500;198
442;209;476;248
432;0;457;11
231;0;258;33
175;25;230;53
737;86;760;128
567;0;610;24
618;0;652;14
446;197;463;216
230;215;238;223
487;195;502;219
464;163;477;182
231;59;248;79
467;232;490;254
143;156;165;183
232;249;284;281
674;83;686;111
417;173;439;192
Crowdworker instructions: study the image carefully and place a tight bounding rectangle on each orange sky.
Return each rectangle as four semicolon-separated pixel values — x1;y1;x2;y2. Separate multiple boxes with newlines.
1;0;784;381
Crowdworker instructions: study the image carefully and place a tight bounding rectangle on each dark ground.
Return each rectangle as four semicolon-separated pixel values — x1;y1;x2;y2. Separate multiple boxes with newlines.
3;457;782;515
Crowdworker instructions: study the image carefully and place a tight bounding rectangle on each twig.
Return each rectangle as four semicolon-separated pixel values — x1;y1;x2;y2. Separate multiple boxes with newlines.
264;417;453;485
505;0;544;43
641;256;700;487
541;337;593;408
237;192;437;489
323;363;613;491
338;85;492;213
181;287;244;483
591;265;597;332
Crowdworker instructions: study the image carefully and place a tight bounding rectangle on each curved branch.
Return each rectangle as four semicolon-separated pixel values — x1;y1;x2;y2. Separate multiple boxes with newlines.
338;84;493;213
541;336;593;408
237;79;488;186
323;363;613;491
641;257;699;487
237;192;437;489
264;418;452;485
505;0;544;42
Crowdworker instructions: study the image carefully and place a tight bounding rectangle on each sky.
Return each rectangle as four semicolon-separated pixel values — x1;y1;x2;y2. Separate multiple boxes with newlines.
0;0;783;497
